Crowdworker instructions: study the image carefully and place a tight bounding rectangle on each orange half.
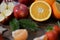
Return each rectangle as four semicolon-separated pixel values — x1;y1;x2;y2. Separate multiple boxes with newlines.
30;1;52;22
52;2;60;19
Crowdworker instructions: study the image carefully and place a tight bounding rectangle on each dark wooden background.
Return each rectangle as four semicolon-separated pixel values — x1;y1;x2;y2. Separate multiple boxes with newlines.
0;16;59;40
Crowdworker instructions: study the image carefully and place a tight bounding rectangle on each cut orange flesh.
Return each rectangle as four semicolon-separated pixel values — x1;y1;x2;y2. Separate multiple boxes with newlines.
52;2;60;19
12;29;28;40
30;1;52;22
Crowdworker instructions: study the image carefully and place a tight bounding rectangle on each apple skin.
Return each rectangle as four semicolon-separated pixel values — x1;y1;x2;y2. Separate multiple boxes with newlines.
0;34;4;40
46;31;58;40
13;4;29;19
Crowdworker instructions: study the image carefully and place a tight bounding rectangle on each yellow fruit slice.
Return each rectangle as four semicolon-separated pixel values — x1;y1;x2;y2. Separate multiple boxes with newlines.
12;29;28;40
30;1;52;22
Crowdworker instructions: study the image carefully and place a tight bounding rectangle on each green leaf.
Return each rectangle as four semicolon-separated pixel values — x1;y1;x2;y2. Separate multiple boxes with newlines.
45;26;53;32
9;18;20;31
19;19;39;32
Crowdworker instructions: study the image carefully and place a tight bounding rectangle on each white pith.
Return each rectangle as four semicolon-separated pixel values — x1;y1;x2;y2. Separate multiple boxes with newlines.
38;8;44;13
8;2;15;10
34;35;45;40
2;10;13;17
0;1;7;12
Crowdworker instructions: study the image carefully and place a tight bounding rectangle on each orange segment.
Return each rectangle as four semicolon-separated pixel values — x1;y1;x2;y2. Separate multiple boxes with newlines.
30;1;52;22
52;2;60;19
12;29;28;40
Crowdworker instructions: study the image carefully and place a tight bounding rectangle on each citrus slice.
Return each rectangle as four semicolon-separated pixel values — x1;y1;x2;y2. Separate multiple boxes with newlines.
52;1;60;19
30;1;52;22
12;29;28;40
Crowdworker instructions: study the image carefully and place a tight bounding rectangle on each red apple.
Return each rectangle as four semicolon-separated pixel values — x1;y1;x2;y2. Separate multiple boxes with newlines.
13;3;29;19
0;34;4;40
46;31;58;40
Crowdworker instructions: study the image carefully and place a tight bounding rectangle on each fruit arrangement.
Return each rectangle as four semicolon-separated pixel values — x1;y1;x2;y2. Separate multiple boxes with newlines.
0;0;60;40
